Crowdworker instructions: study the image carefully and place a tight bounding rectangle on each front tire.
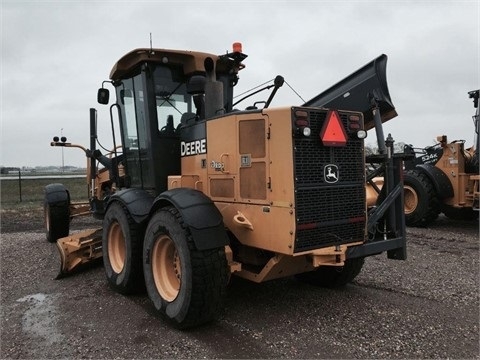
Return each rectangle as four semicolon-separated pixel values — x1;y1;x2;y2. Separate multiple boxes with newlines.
143;207;228;329
102;202;144;295
295;257;365;288
44;184;70;243
403;170;440;227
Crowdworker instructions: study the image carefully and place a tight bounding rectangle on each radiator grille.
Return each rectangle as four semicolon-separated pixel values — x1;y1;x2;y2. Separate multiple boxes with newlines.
293;109;366;253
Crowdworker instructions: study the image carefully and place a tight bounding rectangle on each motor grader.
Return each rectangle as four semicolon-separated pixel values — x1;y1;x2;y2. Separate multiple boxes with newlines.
44;43;406;328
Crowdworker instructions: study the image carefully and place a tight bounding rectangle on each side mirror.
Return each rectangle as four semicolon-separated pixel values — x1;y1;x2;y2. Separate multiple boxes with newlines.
97;88;110;105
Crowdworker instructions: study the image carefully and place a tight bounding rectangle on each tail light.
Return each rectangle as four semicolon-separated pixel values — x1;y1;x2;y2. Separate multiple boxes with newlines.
348;114;367;139
294;110;311;137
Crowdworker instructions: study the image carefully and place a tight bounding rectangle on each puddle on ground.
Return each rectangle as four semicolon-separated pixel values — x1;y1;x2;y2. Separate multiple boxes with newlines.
16;293;63;344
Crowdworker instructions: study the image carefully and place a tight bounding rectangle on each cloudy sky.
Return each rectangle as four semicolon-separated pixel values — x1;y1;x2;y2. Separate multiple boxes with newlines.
1;0;479;168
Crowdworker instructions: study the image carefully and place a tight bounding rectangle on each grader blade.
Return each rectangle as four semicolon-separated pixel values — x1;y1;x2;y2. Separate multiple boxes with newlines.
303;54;397;130
56;228;103;278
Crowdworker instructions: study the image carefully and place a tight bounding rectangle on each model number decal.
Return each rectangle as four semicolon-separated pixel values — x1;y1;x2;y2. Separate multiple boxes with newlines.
181;139;206;156
421;153;438;164
211;161;225;171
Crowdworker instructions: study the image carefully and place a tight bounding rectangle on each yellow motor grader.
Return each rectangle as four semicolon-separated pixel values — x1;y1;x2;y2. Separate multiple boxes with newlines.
45;43;406;328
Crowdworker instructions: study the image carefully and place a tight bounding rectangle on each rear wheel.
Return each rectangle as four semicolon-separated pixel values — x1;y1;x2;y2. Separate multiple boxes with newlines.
403;170;440;227
143;207;228;329
295;258;365;288
44;184;70;243
102;202;144;294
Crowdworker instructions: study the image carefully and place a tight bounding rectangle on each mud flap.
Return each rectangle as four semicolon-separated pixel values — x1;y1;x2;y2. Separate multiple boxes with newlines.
55;228;103;278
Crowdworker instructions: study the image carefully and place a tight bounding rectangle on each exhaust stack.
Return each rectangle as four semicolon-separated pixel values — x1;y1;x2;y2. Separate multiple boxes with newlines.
204;57;224;119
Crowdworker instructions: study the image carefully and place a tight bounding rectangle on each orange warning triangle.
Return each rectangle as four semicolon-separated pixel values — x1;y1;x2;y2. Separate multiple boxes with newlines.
320;110;348;146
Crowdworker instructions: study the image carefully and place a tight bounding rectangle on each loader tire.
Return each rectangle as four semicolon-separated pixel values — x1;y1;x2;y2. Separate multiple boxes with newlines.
143;206;228;329
403;170;440;227
103;202;145;295
295;257;365;288
44;184;70;243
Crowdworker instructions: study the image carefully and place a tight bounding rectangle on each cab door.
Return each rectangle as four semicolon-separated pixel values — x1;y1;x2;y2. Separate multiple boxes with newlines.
116;73;155;190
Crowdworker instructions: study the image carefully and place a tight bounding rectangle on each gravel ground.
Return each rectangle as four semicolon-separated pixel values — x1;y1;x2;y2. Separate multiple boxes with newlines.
0;213;478;359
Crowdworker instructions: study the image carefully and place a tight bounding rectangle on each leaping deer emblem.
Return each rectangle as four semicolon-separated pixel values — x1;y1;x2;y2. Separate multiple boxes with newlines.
324;164;339;183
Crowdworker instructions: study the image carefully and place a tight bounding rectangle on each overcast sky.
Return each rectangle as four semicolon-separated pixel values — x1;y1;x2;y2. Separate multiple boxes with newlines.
1;0;479;168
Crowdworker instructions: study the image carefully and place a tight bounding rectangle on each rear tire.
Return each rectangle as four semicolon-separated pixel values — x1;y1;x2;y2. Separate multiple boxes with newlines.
403;170;440;227
295;258;365;288
143;206;228;329
102;202;145;295
44;184;70;243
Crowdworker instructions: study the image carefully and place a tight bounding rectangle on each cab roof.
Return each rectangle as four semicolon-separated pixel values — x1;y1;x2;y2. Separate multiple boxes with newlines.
110;48;227;81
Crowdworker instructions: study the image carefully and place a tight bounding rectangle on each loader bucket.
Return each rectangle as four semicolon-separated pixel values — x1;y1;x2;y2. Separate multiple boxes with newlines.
303;54;397;130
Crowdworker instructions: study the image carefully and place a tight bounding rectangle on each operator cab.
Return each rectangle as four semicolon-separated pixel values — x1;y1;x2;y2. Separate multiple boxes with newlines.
97;46;247;195
111;63;187;193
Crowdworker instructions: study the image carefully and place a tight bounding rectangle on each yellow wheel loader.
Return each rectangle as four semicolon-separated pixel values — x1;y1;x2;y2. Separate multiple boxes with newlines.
367;90;479;227
45;44;407;328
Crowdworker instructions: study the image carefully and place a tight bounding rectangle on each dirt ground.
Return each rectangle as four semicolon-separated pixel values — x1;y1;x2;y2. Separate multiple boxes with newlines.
1;210;479;359
1;207;100;234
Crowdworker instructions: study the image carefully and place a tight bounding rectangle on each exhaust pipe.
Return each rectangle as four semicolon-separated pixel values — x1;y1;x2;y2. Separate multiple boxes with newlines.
204;57;224;119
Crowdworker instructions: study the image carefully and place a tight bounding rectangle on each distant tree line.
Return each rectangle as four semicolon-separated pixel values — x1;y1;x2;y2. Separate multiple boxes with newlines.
0;166;86;175
0;167;20;174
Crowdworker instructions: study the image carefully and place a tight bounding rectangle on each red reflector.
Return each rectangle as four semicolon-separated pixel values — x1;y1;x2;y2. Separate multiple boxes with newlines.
295;110;308;120
320;110;348;146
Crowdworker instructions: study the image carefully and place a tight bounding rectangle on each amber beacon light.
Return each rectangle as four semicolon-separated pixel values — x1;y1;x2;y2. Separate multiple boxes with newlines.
232;42;242;53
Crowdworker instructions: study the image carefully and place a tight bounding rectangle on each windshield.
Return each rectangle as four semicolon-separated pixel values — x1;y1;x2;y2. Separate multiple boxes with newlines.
153;65;194;130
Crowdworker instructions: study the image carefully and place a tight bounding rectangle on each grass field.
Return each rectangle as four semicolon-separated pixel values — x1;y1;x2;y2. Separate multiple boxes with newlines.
0;177;88;210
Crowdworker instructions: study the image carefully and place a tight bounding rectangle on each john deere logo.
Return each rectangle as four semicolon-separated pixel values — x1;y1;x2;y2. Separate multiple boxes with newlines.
324;164;339;183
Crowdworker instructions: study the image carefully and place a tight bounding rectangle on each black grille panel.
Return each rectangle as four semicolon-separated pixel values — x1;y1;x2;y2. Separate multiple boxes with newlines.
294;112;364;185
293;109;366;252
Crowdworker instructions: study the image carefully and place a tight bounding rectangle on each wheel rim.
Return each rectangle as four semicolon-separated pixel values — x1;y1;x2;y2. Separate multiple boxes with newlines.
152;235;181;302
404;185;418;214
108;221;126;274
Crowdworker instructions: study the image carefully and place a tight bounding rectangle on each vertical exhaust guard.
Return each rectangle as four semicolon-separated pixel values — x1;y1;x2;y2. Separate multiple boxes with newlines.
303;54;397;130
204;57;224;119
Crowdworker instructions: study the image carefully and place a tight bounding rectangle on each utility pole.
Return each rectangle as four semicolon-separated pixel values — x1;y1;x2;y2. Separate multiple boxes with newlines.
61;128;64;173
